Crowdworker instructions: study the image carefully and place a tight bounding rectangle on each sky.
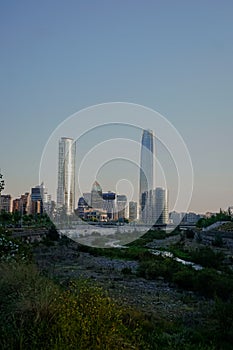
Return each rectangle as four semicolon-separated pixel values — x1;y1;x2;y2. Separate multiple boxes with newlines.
0;0;233;213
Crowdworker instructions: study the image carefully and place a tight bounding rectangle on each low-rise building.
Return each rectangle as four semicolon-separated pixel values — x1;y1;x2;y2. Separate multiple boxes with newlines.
0;195;13;213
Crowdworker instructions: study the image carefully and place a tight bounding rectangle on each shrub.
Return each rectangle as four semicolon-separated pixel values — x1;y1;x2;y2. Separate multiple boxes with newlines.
191;248;224;269
194;269;233;300
137;256;182;281
121;267;132;275
173;269;195;290
211;298;233;344
0;230;32;262
0;261;59;349
0;263;144;350
185;229;195;239
46;225;59;241
212;233;223;247
51;280;143;349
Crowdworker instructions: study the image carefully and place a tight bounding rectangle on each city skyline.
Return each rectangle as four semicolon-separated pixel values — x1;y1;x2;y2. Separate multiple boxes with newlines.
1;126;231;216
1;2;233;213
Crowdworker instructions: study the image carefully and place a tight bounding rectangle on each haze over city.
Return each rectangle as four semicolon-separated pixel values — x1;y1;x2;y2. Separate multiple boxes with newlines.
1;1;233;213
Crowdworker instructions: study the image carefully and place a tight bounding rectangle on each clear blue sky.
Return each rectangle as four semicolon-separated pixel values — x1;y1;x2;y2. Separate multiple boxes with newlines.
1;0;233;213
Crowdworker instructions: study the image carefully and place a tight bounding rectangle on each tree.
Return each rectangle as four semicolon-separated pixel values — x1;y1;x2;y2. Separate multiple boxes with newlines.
12;211;21;226
0;173;4;194
0;211;11;227
0;173;5;213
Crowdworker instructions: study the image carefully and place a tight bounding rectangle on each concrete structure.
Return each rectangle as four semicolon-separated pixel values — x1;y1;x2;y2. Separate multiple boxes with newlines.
0;195;13;213
31;185;43;215
91;181;103;210
77;196;89;218
129;201;137;221
181;212;200;225
13;194;30;214
84;208;107;222
116;194;127;220
19;192;30;214
154;187;169;225
102;192;116;220
40;183;54;216
83;192;92;207
169;211;182;225
12;198;20;212
140;187;168;225
56;137;76;215
141;190;152;224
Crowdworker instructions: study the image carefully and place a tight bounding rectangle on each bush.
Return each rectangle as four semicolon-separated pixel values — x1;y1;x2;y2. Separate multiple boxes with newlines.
211;298;233;345
195;269;233;300
51;280;144;349
0;262;59;349
185;229;195;239
212;233;223;247
173;269;195;290
0;262;144;350
121;267;132;275
0;230;32;262
46;225;59;241
191;248;224;269
137;256;182;281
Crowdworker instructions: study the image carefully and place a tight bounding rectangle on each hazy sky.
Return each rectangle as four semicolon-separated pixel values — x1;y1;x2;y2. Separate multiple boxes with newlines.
1;0;233;213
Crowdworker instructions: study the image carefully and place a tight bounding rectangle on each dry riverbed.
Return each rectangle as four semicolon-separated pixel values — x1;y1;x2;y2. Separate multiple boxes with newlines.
33;240;210;325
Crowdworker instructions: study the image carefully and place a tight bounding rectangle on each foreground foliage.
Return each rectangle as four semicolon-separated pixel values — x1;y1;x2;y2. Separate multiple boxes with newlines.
0;262;144;350
0;260;225;350
1;229;233;349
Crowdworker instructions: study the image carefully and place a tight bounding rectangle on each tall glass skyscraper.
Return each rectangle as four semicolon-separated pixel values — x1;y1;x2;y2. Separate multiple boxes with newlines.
139;129;155;221
56;137;76;215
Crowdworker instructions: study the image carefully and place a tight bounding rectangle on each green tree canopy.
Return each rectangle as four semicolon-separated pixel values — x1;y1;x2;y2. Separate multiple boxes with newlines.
0;173;4;194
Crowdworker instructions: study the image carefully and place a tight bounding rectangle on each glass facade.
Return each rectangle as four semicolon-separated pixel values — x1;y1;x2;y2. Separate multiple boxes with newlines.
56;137;76;215
139;129;155;222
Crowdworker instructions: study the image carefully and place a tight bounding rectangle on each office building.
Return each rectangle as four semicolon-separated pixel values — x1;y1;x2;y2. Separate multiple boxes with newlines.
0;195;13;213
91;181;103;209
129;201;137;221
12;194;30;214
181;212;200;225
31;185;43;215
139;129;155;221
56;137;76;215
77;196;89;218
140;188;169;225
83;192;92;207
12;198;20;212
102;191;116;220
116;194;127;220
169;211;182;225
19;192;30;214
154;187;169;225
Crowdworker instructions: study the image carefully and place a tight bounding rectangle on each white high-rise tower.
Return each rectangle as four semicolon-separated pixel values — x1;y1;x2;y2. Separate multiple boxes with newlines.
56;137;76;215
